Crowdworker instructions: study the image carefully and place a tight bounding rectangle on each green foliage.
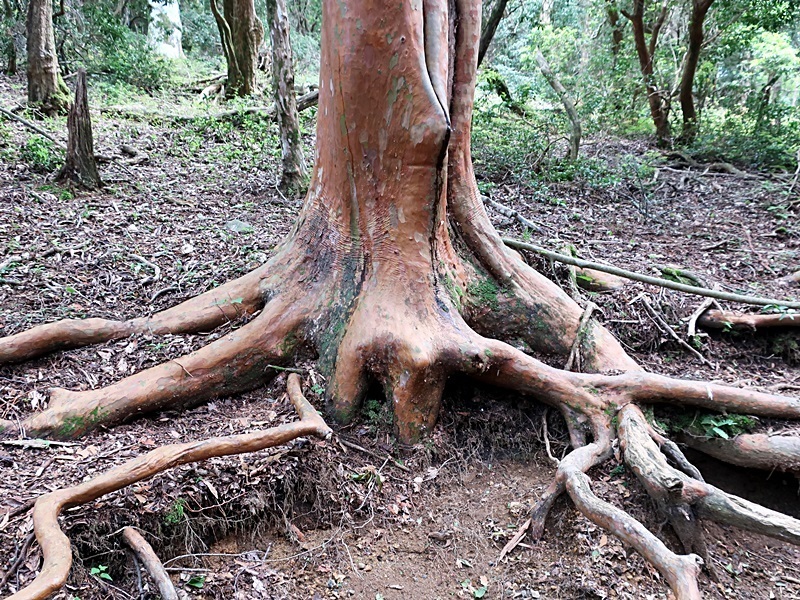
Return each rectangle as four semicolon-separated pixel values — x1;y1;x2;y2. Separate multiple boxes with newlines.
164;498;187;525
78;3;170;90
363;398;392;430
187;575;206;588
659;409;757;440
20;135;61;173
89;565;112;581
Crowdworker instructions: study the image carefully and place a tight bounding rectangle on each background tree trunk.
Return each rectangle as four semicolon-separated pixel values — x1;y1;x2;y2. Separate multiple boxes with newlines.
605;0;624;59
679;0;713;144
147;0;185;59
26;0;69;115
624;0;671;146
56;69;101;189
534;47;581;160
477;0;508;67
266;0;306;193
210;0;263;97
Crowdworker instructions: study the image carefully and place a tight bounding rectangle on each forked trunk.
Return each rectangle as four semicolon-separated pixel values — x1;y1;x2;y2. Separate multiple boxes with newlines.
626;0;670;146
211;0;263;97
26;0;69;115
266;0;306;192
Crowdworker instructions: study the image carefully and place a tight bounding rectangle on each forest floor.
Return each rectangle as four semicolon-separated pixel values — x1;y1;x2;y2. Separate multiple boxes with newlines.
1;72;800;600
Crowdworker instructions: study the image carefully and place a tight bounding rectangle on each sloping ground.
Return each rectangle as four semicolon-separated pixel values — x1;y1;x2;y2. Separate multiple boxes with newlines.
1;73;799;599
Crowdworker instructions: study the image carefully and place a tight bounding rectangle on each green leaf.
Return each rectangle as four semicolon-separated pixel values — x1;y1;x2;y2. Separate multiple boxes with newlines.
187;575;206;588
474;587;488;598
711;426;730;439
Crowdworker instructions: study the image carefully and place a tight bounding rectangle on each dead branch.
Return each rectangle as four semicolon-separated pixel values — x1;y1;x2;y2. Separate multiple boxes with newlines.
698;309;799;331
6;374;331;600
504;238;800;309
0;106;66;150
637;294;711;365
121;527;178;600
482;195;543;233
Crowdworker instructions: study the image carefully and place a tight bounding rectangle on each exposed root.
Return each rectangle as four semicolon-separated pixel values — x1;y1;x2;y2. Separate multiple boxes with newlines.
565;466;703;600
0;264;269;364
8;294;306;439
678;430;800;475
529;439;612;540
619;405;800;546
121;527;177;600
698;309;800;331
6;374;331;600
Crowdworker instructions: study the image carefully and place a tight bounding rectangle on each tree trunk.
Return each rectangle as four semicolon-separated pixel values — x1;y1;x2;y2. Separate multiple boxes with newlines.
5;3;800;599
148;0;185;59
26;0;69;115
678;0;713;144
605;0;624;59
533;47;581;160
56;69;101;190
540;0;554;25
477;0;508;67
211;0;263;97
266;0;306;193
624;0;670;146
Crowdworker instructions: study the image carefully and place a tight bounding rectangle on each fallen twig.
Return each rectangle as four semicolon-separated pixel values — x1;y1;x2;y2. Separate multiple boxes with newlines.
498;517;531;561
0;107;66;150
0;532;35;591
637;295;711;366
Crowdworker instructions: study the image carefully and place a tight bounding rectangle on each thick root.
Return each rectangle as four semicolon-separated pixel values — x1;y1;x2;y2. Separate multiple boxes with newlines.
677;430;800;474
699;309;799;332
6;375;331;600
0;265;269;364
619;405;800;545
10;295;305;439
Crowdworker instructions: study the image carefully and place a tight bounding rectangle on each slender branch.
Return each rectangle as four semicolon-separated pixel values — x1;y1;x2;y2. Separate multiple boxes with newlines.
0;107;66;150
503;238;800;309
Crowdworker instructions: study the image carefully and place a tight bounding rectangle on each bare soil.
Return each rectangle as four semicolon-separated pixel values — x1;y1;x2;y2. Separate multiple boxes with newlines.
1;73;799;600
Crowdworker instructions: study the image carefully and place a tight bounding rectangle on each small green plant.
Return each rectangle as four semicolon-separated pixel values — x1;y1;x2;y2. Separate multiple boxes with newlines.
164;498;187;525
90;565;112;581
187;575;206;588
20;135;61;173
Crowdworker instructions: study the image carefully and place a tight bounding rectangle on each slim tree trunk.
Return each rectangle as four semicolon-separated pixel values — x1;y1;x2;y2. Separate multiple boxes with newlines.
678;0;713;144
266;0;306;193
540;0;554;25
534;48;581;160
605;0;624;59
26;0;69;115
56;69;101;189
623;0;671;146
477;0;508;67
211;0;263;97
